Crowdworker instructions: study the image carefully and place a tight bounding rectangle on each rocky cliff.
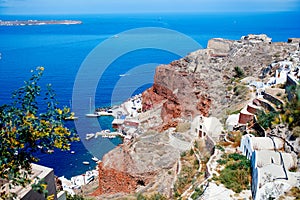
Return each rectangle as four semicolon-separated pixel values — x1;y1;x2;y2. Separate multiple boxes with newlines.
95;34;300;198
142;34;299;127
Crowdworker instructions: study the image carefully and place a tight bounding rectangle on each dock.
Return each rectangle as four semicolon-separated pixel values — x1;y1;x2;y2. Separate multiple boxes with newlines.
95;131;125;138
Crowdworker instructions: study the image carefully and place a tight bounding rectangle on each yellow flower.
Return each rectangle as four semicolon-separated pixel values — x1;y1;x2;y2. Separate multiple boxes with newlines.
41;183;47;190
56;109;62;115
47;195;55;200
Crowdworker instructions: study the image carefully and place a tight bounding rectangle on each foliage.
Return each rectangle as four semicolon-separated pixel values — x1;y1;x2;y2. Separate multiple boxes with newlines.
191;187;203;200
283;85;300;128
234;66;245;78
136;193;167;200
31;178;49;198
0;67;77;198
227;131;242;147
215;145;225;152
257;110;278;129
256;85;300;129
66;194;85;200
292;126;300;140
233;85;248;97
174;149;202;197
215;153;251;193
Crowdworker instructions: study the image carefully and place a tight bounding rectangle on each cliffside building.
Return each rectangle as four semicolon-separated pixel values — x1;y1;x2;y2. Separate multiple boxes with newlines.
251;150;299;200
239;134;284;159
191;115;223;141
0;163;62;200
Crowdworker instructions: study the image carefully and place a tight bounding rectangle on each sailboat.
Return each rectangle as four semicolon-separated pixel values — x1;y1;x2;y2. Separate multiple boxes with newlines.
85;97;100;117
65;100;78;120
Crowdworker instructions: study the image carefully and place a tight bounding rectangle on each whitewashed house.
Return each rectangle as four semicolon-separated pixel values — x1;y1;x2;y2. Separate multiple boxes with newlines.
252;162;300;200
239;134;284;159
0;164;61;200
191;115;223;141
251;150;297;170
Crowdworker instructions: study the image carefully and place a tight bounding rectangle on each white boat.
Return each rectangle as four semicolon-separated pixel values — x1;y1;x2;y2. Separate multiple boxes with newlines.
71;151;75;154
85;97;100;117
92;157;99;162
82;161;90;165
102;129;111;133
85;113;100;117
119;73;129;77
95;111;113;116
65;116;79;120
85;133;95;140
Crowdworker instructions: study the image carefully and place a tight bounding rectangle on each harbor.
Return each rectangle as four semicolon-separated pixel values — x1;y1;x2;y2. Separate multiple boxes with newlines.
85;130;125;140
84;94;143;142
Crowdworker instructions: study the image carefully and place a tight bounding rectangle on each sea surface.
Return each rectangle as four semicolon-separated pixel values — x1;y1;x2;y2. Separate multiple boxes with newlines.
0;12;300;178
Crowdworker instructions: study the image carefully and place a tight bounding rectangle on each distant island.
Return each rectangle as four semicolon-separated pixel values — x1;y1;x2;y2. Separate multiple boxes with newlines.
0;20;82;26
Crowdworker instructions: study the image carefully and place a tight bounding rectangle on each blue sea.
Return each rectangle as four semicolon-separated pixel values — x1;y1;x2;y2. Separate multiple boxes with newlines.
0;12;300;178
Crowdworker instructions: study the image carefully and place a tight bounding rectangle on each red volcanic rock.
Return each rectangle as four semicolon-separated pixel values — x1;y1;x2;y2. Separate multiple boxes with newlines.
196;94;212;117
142;63;212;126
159;121;179;132
142;86;165;111
161;100;181;123
93;162;137;196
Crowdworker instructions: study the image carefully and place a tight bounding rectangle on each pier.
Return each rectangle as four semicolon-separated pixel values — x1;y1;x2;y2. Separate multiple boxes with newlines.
95;131;125;138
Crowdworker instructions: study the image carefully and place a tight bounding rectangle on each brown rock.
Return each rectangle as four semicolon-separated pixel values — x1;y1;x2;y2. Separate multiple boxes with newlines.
94;162;137;196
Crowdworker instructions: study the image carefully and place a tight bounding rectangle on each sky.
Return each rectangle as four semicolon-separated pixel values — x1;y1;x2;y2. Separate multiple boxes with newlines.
0;0;299;15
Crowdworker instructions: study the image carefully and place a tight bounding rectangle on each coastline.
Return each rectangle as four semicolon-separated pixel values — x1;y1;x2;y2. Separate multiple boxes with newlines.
0;19;82;26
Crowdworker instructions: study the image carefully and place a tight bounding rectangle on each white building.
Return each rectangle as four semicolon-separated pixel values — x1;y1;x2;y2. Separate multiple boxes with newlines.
0;163;61;200
252;162;300;200
239;134;284;159
251;150;297;171
191;115;223;141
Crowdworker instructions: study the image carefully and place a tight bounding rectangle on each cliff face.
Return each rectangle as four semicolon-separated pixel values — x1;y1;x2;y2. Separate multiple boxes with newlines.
95;131;185;197
142;34;299;127
96;34;300;198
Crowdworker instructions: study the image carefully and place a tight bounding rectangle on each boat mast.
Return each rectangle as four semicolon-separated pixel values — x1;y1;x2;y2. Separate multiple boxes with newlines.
89;97;92;114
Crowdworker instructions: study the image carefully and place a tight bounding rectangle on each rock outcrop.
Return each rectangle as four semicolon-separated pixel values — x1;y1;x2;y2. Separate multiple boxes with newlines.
95;129;197;198
142;34;299;126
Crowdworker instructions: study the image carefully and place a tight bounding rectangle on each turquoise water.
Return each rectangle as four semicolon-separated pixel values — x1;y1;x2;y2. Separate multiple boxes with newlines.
0;12;300;178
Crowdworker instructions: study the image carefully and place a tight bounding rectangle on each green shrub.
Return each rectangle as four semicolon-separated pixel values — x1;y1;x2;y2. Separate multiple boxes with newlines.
215;145;225;152
67;194;85;200
234;66;245;78
191;187;203;200
233;85;247;96
190;148;194;156
217;159;227;165
216;153;251;193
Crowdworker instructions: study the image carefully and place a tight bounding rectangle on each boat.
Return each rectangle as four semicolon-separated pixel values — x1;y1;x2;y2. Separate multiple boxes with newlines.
65;116;79;120
119;73;129;77
82;161;90;165
71;151;75;154
85;133;95;140
85;113;100;117
85;97;100;117
92;157;99;162
103;129;111;133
